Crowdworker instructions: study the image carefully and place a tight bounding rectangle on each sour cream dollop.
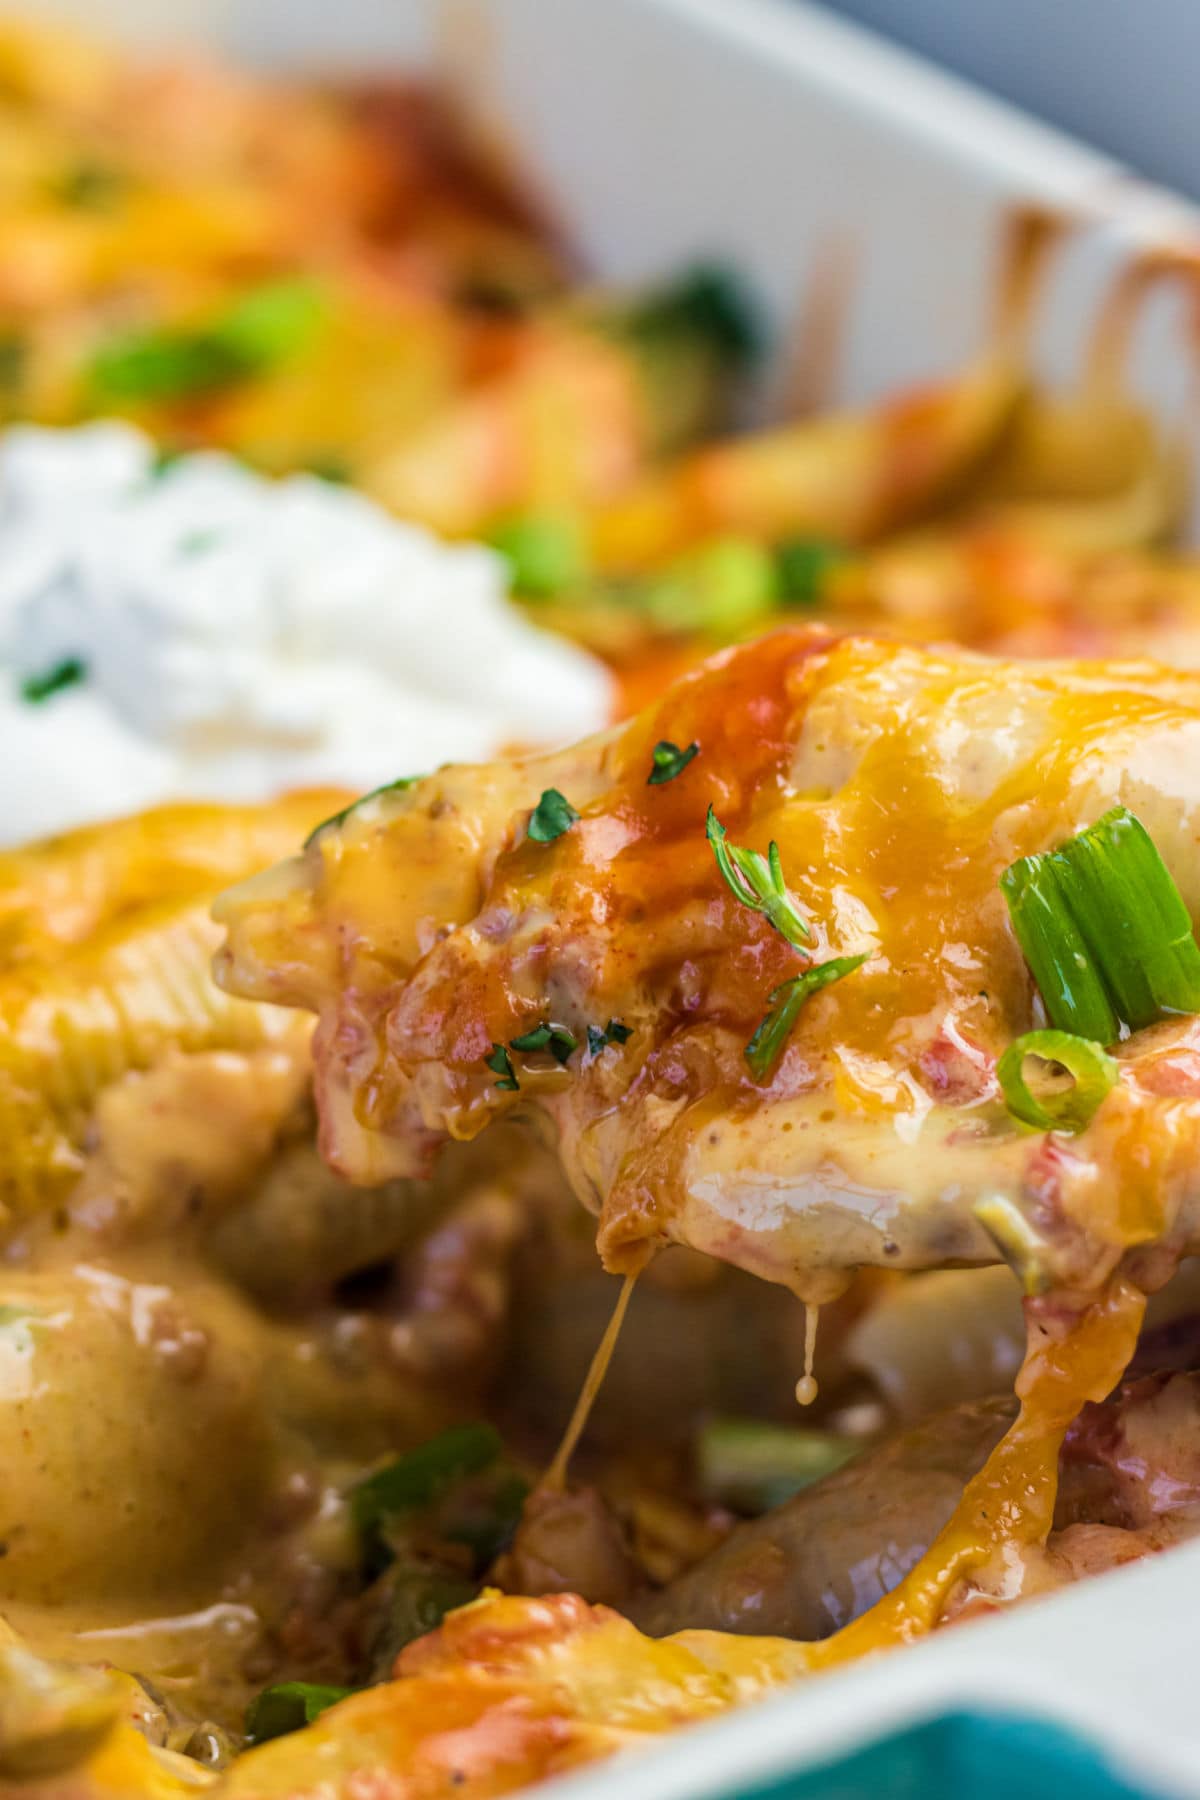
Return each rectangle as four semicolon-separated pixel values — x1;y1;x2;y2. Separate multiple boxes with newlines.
0;423;614;845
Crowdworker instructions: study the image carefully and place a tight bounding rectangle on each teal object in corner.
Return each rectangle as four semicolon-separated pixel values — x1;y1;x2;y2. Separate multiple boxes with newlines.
735;1711;1165;1800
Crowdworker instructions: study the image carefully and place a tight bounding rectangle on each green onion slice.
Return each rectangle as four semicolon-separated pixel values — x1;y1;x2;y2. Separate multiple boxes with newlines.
1001;806;1200;1040
972;1196;1049;1296
647;740;699;785
351;1423;502;1538
1000;852;1117;1045
643;536;777;637
216;277;325;367
697;1418;859;1513
488;513;589;599
245;1682;352;1744
707;806;811;949
89;278;325;405
774;538;849;609
587;1019;632;1055
620;263;762;367
996;1029;1118;1134
746;953;867;1080
527;788;579;843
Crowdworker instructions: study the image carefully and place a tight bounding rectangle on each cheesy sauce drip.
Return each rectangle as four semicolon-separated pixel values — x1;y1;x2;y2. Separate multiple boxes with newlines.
671;1275;1145;1676
795;1303;820;1408
805;1275;1145;1662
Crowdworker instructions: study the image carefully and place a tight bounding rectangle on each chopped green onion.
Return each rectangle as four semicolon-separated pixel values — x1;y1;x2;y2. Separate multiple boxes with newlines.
89;278;325;405
441;1466;529;1565
485;1044;519;1092
52;161;128;210
245;1683;351;1745
303;775;423;848
89;329;244;405
644;536;777;638
1000;854;1117;1045
351;1424;503;1539
20;658;86;704
587;1019;632;1056
489;513;589;599
366;1561;479;1675
1054;807;1200;1027
527;788;579;844
1001;806;1200;1040
996;1029;1118;1134
510;1021;577;1065
306;452;352;485
775;538;849;609
0;334;27;396
178;529;222;557
707;806;811;948
745;954;868;1080
621;264;762;368
150;444;186;477
214;277;326;367
972;1195;1049;1296
697;1418;859;1514
647;740;699;785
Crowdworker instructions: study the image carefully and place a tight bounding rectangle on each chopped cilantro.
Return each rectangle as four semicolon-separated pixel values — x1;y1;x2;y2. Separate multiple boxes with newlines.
647;739;699;785
510;1022;577;1065
485;1044;519;1091
303;776;423;848
20;658;86;704
527;788;579;843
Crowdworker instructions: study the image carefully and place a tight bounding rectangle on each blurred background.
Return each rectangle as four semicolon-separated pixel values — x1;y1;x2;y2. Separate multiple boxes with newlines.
0;0;1196;851
817;0;1200;199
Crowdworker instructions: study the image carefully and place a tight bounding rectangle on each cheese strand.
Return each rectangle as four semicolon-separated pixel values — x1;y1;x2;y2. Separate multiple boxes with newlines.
540;1271;639;1494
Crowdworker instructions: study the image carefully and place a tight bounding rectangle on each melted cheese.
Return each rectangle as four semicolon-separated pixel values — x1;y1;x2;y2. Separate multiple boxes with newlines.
202;630;1200;1793
216;629;1200;1300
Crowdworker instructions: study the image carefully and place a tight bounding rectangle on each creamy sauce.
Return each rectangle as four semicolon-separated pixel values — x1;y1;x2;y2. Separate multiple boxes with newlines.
0;794;512;1738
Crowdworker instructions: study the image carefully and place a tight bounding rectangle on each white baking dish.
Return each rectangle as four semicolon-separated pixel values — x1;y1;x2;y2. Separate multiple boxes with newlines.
14;0;1200;1792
